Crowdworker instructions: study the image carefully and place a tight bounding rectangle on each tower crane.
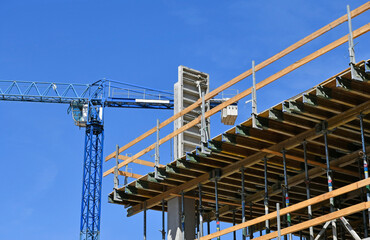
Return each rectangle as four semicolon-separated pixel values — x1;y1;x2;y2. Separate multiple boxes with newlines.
0;78;230;240
0;79;175;240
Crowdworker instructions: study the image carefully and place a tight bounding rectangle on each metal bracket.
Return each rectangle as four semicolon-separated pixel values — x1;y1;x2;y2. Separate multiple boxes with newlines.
365;60;370;74
352;64;370;81
315;121;328;134
209;168;222;182
113;188;124;202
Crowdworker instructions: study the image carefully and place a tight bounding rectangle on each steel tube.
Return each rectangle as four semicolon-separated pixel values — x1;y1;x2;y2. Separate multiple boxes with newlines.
162;199;165;240
263;157;270;234
233;210;236;240
241;167;246;240
215;178;220;240
282;149;292;240
360;114;370;229
144;202;147;240
303;141;314;240
324;130;338;240
199;184;204;238
277;203;281;240
249;203;254;239
181;191;185;240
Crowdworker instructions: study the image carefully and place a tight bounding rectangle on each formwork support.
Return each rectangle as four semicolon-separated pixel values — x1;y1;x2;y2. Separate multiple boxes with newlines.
199;184;204;238
207;221;210;236
181;191;185;240
281;182;287;240
303;140;314;240
233;210;236;240
144;202;147;240
241;167;246;240
249;203;254;239
358;157;368;237
282;149;292;240
196;206;199;240
323;126;338;240
263;157;270;234
277;203;281;240
359;114;370;228
215;178;220;240
162;199;166;240
299;216;302;240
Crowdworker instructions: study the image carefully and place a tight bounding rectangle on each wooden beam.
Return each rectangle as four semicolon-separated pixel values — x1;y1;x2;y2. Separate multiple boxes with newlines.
198;177;370;240
126;99;370;216
117;171;143;179
104;23;370;177
104;2;370;162
118;155;164;168
169;193;240;207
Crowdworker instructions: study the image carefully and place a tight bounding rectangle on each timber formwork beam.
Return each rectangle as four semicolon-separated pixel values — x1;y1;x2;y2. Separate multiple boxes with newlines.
126;95;370;216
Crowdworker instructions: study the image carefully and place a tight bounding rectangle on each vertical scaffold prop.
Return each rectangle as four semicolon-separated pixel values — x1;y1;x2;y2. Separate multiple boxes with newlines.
263;157;270;234
303;140;314;240
282;149;292;240
323;124;338;240
241;167;246;240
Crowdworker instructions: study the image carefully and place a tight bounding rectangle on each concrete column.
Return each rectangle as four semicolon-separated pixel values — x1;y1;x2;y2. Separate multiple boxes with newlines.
167;197;195;240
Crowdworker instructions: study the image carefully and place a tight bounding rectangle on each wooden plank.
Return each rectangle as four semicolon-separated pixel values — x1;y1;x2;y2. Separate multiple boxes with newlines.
104;3;370;162
104;23;370;177
197;177;370;240
126;99;370;216
118;155;164;168
169;193;240;207
117;171;143;179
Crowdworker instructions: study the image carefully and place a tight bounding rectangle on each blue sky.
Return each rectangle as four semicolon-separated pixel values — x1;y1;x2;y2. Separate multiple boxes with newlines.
0;1;369;239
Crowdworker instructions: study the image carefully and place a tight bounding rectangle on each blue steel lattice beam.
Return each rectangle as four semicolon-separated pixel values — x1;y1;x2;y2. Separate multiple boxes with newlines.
0;79;174;109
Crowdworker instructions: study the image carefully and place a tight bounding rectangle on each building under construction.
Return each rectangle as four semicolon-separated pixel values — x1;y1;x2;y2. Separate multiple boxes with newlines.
103;3;370;240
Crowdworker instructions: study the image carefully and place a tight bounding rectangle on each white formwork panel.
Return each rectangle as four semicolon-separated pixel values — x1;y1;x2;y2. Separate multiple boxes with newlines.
173;66;210;160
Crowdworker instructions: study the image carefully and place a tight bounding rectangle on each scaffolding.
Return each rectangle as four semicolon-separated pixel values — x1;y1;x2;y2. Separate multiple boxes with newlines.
104;2;370;240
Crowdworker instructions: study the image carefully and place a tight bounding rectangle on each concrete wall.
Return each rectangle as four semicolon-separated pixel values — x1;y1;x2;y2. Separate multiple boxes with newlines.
167;197;195;240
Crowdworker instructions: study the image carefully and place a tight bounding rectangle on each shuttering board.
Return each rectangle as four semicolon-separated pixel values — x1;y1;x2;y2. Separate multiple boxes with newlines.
174;66;210;159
